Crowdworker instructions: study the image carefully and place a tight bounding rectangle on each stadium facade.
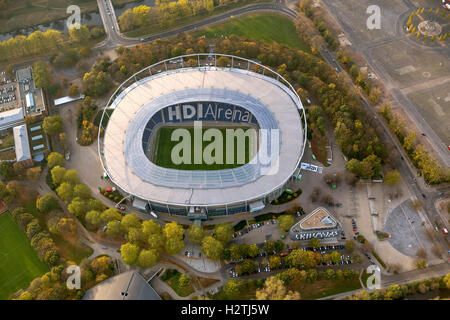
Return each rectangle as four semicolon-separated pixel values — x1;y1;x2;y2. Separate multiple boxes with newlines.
98;54;306;219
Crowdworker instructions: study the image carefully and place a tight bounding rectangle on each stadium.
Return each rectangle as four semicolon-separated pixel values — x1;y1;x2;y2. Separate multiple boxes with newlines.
98;54;306;219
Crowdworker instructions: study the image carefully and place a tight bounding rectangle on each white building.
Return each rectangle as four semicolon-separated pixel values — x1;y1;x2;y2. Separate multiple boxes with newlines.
13;124;31;162
0;108;24;131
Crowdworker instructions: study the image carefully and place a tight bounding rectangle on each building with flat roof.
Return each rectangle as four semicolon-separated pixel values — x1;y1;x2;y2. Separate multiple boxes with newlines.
82;271;161;300
0;108;24;131
13;124;31;162
290;207;343;241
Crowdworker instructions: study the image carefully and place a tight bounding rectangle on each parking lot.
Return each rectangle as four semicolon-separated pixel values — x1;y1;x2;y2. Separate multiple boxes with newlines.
227;244;353;279
0;80;19;112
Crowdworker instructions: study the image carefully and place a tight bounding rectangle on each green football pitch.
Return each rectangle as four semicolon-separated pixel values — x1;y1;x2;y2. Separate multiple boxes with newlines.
0;212;48;299
152;127;256;170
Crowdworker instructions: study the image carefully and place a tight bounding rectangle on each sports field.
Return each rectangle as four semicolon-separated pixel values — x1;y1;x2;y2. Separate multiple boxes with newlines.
152;126;257;170
0;212;48;299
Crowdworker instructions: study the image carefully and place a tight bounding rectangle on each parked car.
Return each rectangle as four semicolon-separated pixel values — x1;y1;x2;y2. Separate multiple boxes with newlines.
443;227;448;234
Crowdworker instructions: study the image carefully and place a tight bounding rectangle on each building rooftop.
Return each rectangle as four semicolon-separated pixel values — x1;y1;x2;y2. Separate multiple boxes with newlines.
0;108;24;131
13;124;31;162
82;271;161;300
102;68;305;207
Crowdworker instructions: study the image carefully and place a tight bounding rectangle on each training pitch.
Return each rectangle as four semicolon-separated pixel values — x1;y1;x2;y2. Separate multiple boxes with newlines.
0;212;48;299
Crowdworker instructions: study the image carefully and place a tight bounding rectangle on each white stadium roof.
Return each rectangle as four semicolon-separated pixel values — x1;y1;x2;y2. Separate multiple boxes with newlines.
101;64;305;207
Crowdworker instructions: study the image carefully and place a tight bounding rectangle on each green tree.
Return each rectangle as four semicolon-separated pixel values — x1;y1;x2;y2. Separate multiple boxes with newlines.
178;274;191;288
47;152;64;169
187;224;205;243
247;244;260;258
85;210;102;227
201;236;223;261
36;193;59;213
51;166;66;185
120;242;140;265
33;61;52;89
56;182;74;202
62;169;79;185
69;24;91;43
68;197;86;218
120;213;141;233
101;208;122;223
43;116;63;135
163;222;184;255
137;249;159;268
214;223;233;243
309;238;321;249
73;184;91;199
106;220;122;237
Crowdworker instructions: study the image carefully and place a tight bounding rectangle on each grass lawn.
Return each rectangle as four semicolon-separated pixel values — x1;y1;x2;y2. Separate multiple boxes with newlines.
292;278;362;300
195;13;311;52
152;126;255;170
0;212;49;299
162;269;195;297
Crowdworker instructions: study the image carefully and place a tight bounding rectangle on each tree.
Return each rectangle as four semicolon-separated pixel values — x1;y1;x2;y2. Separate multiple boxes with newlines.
120;213;141;233
56;182;74;202
50;166;66;186
43;116;63;135
47;152;64;169
33;61;52;89
137;249;159;268
287;249;319;269
247;244;259;258
101;208;122;223
85;210;102;227
62;169;79;185
187;224;205;243
0;161;14;180
68;197;86;218
120;243;140;265
255;276;300;300
214;223;233;243
56;218;77;238
163;222;184;255
201;236;223;261
384;170;401;185
90;256;113;275
278;215;295;232
68;84;80;97
26;220;42;239
224;279;242;299
385;284;406;300
36;194;59;213
106;220;122;237
142;220;162;237
69;24;91;43
178;274;191;288
330;251;341;264
309;238;321;249
73;184;91;199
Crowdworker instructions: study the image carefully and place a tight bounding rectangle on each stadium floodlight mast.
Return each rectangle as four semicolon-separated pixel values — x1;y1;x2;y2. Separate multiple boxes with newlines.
97;54;307;213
